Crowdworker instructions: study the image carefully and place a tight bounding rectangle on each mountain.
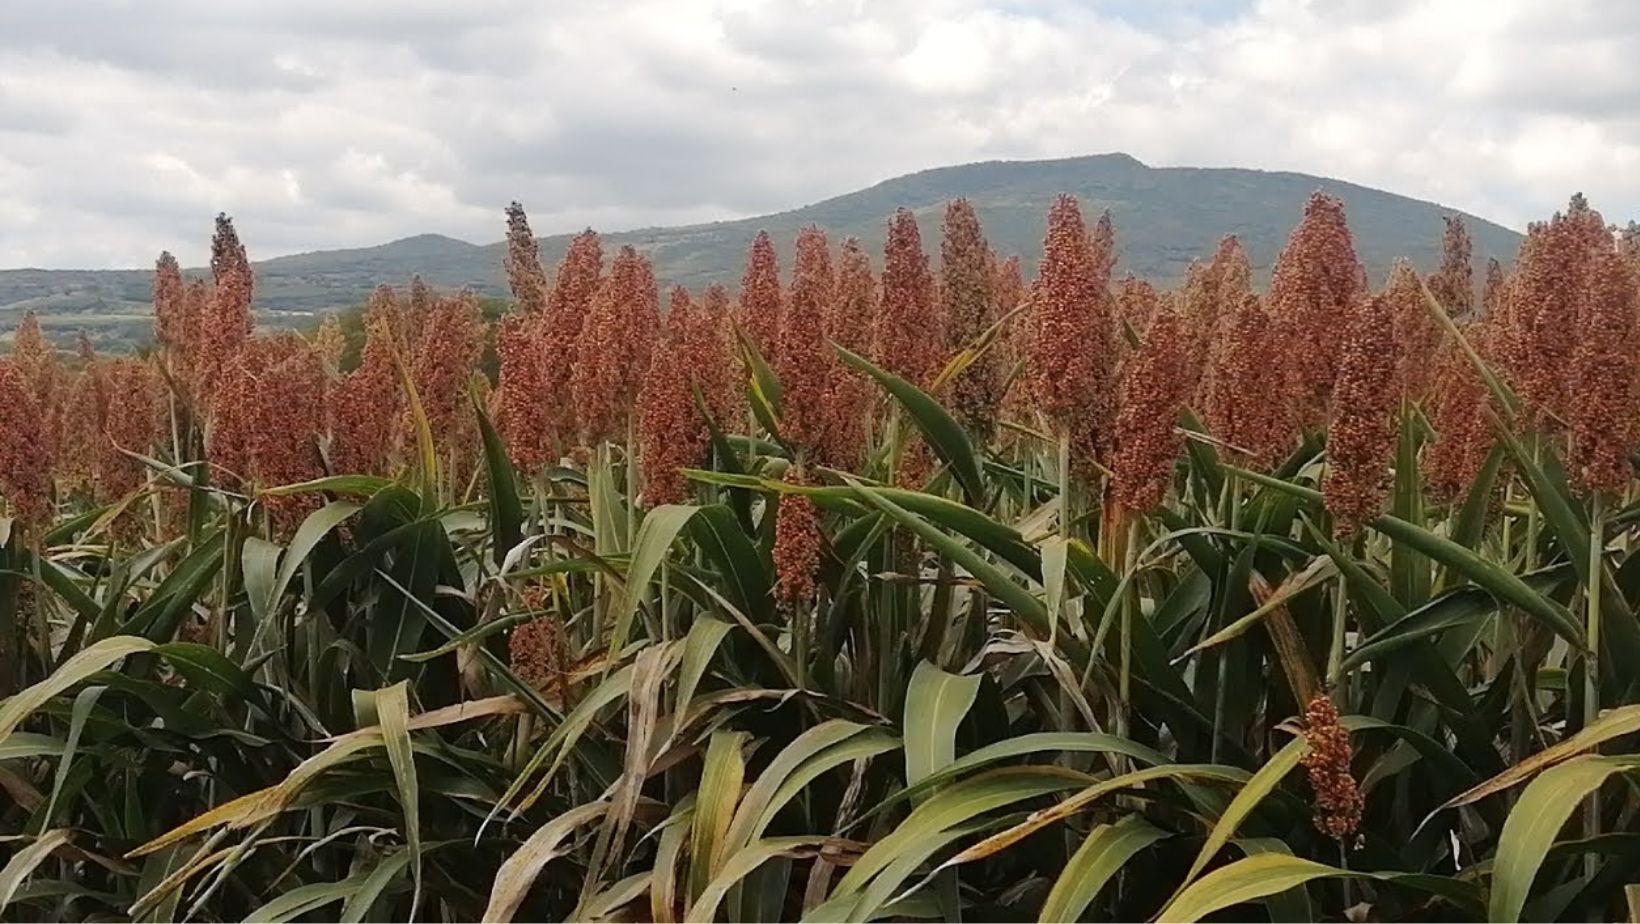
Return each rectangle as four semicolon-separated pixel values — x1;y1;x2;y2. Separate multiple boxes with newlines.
0;153;1522;349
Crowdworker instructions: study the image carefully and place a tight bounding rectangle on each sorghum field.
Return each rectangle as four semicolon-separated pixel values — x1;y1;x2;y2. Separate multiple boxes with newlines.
2;191;1639;923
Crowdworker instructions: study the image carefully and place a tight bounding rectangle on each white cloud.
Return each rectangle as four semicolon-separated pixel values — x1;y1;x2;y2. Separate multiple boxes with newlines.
0;0;1636;268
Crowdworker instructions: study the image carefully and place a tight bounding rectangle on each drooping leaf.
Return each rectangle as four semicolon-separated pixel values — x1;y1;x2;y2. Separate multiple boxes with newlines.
1038;815;1168;923
1489;756;1640;923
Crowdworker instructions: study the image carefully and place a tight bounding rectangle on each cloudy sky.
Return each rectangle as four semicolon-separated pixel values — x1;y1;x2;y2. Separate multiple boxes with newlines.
1;0;1637;269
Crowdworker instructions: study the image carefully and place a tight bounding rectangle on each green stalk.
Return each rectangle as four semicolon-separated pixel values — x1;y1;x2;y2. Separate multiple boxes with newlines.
1584;492;1604;866
1057;430;1072;541
1118;514;1142;742
626;417;639;551
1210;472;1239;763
1327;555;1348;689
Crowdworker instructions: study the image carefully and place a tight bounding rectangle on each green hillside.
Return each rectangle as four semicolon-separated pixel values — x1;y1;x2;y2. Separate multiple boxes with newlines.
0;153;1522;349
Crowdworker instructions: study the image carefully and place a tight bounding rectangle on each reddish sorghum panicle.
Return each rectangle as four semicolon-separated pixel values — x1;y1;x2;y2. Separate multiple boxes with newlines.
510;605;569;706
1110;306;1189;512
994;253;1026;338
504;202;550;316
1268;194;1364;427
993;254;1031;434
176;278;211;396
1114;275;1161;339
408;290;484;455
1090;209;1117;287
200;214;255;391
327;287;401;476
153;252;188;351
1323;295;1398;536
688;283;742;430
1384;259;1440;400
1302;694;1364;840
11;312;64;465
210;335;327;534
97;356;161;504
1481;258;1507;319
740;230;783;362
1180;236;1252;391
0;359;52;529
55;363;103;494
541;230;604;450
941;199;1003;439
773;473;822;606
497;204;556;468
1502;197;1609;429
571;246;659;446
780;226;834;453
1024;194;1116;468
1204;294;1291;470
10;311;47;381
1422;325;1497;501
496;311;552;470
313;315;347;373
1430;215;1474;318
637;287;709;506
820;238;877;468
1567;246;1640;496
877;208;942;389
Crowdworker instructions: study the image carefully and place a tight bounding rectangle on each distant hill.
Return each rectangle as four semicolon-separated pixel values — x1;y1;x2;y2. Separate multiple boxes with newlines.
0;153;1522;349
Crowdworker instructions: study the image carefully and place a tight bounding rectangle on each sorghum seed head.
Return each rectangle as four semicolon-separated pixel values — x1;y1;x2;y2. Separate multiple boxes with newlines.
1024;194;1116;470
1269;194;1364;428
740;230;783;362
0;359;52;530
1181;236;1253;399
688;283;742;431
1503;196;1609;429
496;310;553;470
781;226;834;453
1323;294;1398;537
1481;258;1507;320
1204;294;1291;470
1384;259;1440;400
1568;245;1640;496
509;596;569;706
773;473;822;607
637;287;709;506
153;252;187;351
941;199;1003;440
541;230;604;451
504;202;550;316
96;356;162;503
200;214;255;391
408;290;484;455
1302;694;1364;840
877;208;942;389
327;287;402;476
313;314;347;374
1114;275;1160;339
1422;325;1497;502
1430;215;1474;318
1089;209;1117;288
820;238;877;469
571;246;659;446
1110;306;1189;512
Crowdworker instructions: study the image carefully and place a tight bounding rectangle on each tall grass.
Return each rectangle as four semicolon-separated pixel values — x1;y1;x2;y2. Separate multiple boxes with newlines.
2;195;1639;923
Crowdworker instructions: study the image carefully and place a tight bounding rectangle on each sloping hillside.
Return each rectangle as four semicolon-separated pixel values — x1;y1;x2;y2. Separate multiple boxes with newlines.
0;153;1522;348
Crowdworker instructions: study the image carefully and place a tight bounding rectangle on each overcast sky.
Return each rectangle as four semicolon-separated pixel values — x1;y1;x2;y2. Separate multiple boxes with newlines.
1;0;1637;269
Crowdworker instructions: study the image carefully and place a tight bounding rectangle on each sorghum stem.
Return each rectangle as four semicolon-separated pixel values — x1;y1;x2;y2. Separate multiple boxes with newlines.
1584;492;1604;866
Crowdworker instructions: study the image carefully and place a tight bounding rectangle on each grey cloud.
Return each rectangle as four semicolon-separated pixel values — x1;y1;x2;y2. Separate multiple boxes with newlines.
1;0;1639;269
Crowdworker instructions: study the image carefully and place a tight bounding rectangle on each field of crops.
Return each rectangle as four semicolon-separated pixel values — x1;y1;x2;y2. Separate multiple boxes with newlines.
1;191;1638;922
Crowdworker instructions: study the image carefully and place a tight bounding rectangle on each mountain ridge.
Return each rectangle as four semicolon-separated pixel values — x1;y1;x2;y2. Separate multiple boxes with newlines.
0;153;1522;348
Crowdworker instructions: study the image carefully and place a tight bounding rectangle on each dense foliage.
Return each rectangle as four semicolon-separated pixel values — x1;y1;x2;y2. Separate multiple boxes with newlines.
2;194;1639;923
